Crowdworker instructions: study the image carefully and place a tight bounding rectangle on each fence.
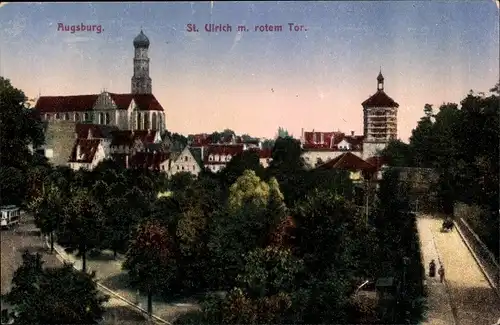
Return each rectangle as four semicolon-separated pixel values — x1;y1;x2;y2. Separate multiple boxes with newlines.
454;217;500;299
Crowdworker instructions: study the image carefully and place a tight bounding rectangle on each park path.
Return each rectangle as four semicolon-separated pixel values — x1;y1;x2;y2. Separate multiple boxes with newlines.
419;215;500;325
417;216;456;325
51;242;200;324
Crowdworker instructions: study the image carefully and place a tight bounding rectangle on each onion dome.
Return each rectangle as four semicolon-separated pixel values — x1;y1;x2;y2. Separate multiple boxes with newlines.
133;30;150;48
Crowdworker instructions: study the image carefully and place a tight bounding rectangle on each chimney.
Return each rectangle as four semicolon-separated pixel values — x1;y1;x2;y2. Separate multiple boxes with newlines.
351;131;355;136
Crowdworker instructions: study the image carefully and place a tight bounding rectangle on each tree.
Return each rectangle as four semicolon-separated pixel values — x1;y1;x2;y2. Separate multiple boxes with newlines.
33;184;66;253
228;170;272;211
237;246;304;298
220;150;265;188
3;251;108;324
0;77;45;169
57;189;106;273
169;171;196;192
123;219;176;315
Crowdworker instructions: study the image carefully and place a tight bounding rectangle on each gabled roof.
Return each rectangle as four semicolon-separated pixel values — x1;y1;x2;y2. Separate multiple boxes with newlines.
189;147;204;167
362;90;399;108
108;93;164;111
68;139;101;163
206;144;245;157
129;152;170;170
75;124;118;139
318;152;376;172
110;130;158;146
35;95;99;113
35;93;164;113
303;131;365;150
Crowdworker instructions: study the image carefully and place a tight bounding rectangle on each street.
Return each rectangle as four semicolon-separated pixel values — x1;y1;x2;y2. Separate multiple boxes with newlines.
0;215;153;324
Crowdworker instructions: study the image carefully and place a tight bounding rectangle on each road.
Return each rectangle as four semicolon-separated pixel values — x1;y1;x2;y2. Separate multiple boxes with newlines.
0;215;153;324
421;215;500;325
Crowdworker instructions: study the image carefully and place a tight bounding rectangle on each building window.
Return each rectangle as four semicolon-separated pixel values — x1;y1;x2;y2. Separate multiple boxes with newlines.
84;112;89;121
55;113;60;120
137;113;142;130
75;113;80;122
45;114;50;120
64;113;70;120
144;113;150;130
105;113;110;125
99;113;104;124
192;165;195;170
177;165;179;170
182;166;184;171
152;112;157;131
209;155;213;161
184;156;188;162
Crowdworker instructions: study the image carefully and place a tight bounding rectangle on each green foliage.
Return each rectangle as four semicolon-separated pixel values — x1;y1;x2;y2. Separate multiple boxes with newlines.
0;77;45;169
3;251;107;324
228;170;273;211
169;171;196;192
123;219;176;296
220;150;265;188
237;246;304;298
56;189;107;272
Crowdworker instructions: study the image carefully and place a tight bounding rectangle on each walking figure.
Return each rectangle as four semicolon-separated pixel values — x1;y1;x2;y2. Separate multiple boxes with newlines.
438;265;445;283
429;259;436;277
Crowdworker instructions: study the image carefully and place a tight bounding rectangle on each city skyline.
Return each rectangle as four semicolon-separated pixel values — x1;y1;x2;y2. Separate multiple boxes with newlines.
1;1;498;140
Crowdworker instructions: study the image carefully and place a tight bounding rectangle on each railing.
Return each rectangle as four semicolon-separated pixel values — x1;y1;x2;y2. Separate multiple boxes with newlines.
454;217;500;299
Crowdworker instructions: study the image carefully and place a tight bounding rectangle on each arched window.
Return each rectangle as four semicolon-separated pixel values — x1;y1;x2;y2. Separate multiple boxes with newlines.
64;113;70;120
84;112;89;121
105;113;110;125
75;113;80;122
99;112;104;124
144;113;150;130
151;112;157;130
137;113;142;130
158;114;162;130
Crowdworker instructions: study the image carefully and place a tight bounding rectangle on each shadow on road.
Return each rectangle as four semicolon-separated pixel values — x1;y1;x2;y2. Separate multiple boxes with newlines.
16;245;47;255
101;305;151;325
100;272;131;291
87;250;119;262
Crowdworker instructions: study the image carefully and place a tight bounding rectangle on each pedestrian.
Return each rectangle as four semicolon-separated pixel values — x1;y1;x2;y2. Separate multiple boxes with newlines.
438;265;445;283
429;259;436;277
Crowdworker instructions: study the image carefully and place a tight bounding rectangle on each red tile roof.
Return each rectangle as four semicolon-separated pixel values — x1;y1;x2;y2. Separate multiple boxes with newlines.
206;144;245;156
318;152;376;172
259;148;273;159
35;93;164;113
129;152;170;170
110;130;157;147
191;133;213;147
35;95;99;113
362;90;399;108
75;124;118;139
68;139;101;163
365;156;387;170
204;144;245;163
108;93;164;111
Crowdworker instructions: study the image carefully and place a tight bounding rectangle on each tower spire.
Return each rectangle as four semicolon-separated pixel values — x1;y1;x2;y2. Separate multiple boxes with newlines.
377;68;384;91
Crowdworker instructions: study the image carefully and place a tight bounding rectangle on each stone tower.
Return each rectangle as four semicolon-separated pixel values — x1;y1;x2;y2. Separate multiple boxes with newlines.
361;69;399;158
131;30;152;94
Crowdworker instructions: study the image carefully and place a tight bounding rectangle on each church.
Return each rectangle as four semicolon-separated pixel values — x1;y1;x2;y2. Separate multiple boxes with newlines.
35;30;165;132
34;31;172;170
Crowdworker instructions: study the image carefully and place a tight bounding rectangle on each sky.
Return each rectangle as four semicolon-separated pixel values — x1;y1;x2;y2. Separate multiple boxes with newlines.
1;1;499;141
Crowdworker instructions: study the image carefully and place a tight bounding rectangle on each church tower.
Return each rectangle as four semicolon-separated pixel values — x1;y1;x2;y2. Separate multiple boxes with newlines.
361;69;399;158
131;30;152;94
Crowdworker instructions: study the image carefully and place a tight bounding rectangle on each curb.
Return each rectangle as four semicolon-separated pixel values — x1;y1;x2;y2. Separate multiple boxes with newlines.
44;236;171;325
454;220;500;301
